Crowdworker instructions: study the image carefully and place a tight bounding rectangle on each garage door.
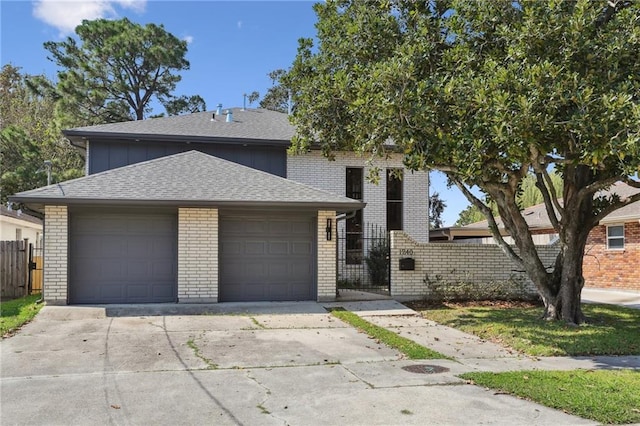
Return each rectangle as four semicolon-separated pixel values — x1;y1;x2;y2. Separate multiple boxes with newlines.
219;213;316;302
69;210;177;304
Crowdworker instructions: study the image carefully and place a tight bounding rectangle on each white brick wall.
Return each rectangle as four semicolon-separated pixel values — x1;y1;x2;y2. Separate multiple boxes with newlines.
390;231;560;301
44;205;68;304
317;210;337;302
178;208;218;302
288;151;429;242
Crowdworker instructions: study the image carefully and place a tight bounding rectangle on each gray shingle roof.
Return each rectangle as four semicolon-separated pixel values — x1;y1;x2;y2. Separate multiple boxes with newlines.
10;151;364;211
464;182;640;229
63;108;294;145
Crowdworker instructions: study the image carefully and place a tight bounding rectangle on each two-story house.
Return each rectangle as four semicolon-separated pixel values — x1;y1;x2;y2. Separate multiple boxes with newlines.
11;107;428;305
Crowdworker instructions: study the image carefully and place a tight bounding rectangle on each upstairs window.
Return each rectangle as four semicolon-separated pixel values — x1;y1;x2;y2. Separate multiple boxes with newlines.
606;225;625;250
346;168;363;264
386;169;403;231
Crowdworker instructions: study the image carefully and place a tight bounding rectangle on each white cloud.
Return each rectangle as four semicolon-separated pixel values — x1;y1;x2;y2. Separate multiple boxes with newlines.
237;20;243;30
183;35;194;44
32;0;147;36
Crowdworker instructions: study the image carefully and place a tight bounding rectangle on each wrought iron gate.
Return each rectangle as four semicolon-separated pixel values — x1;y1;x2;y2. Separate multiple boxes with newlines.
336;224;390;295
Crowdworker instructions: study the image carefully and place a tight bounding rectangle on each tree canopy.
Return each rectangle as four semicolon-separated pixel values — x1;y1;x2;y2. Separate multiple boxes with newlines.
286;0;640;323
1;65;83;203
32;18;195;125
259;69;290;113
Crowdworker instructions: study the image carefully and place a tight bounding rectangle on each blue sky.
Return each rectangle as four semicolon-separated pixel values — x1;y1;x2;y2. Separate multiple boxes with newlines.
0;0;470;225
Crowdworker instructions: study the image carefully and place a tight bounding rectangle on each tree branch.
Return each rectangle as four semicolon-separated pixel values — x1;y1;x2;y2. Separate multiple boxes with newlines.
451;176;525;269
535;171;561;232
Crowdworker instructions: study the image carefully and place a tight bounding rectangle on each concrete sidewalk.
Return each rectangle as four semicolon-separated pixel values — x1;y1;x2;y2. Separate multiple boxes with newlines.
327;299;640;374
582;287;640;309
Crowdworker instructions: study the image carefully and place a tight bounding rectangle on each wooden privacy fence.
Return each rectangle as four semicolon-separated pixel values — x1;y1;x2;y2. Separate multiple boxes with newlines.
1;240;29;299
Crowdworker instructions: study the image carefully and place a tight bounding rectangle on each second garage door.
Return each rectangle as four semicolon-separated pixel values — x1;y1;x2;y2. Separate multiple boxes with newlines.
219;213;316;302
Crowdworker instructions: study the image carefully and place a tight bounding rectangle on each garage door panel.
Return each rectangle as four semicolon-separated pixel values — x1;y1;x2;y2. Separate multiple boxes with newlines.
220;214;315;302
70;210;177;304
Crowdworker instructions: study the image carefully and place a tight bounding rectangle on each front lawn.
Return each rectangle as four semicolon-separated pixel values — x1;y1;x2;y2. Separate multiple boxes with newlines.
1;294;43;338
462;369;640;425
413;302;640;356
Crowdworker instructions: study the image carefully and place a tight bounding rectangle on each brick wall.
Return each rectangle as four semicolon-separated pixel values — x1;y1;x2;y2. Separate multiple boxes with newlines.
178;208;218;302
583;221;640;291
317;210;337;302
288;151;429;242
44;205;68;304
390;231;559;301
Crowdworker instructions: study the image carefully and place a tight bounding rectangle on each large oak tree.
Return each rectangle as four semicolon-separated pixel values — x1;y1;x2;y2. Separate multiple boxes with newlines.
286;0;640;323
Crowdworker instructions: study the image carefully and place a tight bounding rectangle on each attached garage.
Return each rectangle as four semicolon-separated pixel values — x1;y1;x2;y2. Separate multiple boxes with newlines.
219;213;315;302
11;151;363;305
69;209;177;304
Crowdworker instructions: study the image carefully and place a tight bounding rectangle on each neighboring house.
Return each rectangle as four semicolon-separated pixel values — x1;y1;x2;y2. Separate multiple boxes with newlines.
11;107;428;305
0;205;43;247
430;182;640;291
11;151;362;304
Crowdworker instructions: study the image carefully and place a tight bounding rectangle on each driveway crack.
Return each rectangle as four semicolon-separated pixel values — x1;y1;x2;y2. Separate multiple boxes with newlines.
245;370;289;425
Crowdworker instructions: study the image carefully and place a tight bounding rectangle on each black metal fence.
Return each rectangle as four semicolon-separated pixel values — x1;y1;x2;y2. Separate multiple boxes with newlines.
337;223;390;295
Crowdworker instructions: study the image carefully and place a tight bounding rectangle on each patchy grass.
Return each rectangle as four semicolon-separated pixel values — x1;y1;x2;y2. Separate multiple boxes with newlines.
0;294;43;338
186;338;218;369
415;303;640;356
329;309;447;359
462;370;640;425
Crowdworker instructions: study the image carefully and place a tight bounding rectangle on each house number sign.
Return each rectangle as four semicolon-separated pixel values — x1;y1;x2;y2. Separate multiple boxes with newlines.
399;249;414;256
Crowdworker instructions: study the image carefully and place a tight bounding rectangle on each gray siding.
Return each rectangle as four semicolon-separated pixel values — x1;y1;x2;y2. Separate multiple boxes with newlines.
89;139;287;177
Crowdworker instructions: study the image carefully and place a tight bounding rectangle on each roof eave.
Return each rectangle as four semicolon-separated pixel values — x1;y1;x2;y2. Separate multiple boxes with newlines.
63;130;291;147
9;196;365;214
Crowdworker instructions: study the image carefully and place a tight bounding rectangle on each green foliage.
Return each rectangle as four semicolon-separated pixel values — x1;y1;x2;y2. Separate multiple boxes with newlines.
161;95;206;117
0;294;43;338
429;191;446;229
329;309;447;359
419;304;640;356
259;69;290;113
455;172;563;225
34;18;193;125
461;370;640;424
286;0;640;323
364;228;389;286
0;65;83;202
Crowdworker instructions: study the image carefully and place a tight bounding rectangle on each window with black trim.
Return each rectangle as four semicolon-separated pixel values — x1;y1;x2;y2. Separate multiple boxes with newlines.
346;168;363;264
606;224;624;250
386;169;403;231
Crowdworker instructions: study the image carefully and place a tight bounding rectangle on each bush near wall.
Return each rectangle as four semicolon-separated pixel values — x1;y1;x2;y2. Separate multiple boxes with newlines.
390;231;558;302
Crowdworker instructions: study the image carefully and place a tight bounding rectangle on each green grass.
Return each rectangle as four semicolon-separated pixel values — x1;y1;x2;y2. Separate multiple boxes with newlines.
0;294;43;338
461;369;640;424
417;304;640;356
329;309;447;359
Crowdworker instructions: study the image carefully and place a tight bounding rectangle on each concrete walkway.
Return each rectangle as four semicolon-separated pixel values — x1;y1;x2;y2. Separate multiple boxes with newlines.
326;299;640;374
582;287;640;309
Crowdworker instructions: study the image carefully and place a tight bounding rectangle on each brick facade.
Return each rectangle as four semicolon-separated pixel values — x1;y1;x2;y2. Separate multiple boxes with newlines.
178;208;219;302
583;221;640;291
390;231;559;301
43;205;68;304
317;210;337;302
288;151;429;243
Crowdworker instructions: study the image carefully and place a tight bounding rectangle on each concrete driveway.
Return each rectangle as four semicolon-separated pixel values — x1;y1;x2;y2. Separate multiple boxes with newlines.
1;301;594;425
